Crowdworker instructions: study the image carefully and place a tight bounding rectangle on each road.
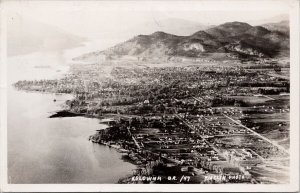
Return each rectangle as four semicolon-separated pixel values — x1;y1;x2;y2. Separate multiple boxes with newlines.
222;113;289;154
267;73;290;80
126;127;141;149
192;96;202;102
256;94;276;100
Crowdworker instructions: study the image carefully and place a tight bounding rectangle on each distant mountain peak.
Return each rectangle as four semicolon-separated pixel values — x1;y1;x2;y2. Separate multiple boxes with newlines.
220;21;252;27
279;20;289;24
150;31;178;38
218;22;253;33
205;21;253;40
191;31;213;38
151;31;170;36
262;20;289;35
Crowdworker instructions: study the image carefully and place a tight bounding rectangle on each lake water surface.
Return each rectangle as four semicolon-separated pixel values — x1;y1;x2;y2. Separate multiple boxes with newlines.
7;41;136;183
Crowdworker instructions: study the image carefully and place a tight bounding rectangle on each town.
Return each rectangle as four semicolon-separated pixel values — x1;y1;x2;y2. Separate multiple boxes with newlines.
14;57;290;184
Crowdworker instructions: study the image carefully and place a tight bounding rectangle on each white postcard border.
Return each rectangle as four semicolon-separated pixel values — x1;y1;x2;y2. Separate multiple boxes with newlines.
0;0;299;192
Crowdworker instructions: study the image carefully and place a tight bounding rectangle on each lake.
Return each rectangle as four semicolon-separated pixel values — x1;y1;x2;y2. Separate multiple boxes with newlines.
7;41;136;184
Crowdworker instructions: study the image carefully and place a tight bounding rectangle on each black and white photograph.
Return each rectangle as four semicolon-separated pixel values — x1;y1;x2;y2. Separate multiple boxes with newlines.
0;0;299;192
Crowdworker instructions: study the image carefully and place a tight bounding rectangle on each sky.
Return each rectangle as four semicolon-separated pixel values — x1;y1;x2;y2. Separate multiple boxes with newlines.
3;0;291;40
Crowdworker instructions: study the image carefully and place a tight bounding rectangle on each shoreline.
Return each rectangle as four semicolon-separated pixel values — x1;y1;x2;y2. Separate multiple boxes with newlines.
12;84;140;183
49;108;142;183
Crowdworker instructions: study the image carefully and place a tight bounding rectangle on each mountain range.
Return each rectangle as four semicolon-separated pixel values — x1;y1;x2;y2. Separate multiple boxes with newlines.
75;20;289;61
8;14;86;56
